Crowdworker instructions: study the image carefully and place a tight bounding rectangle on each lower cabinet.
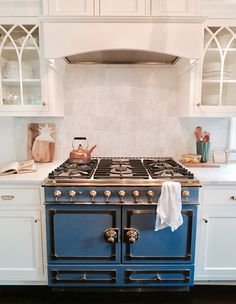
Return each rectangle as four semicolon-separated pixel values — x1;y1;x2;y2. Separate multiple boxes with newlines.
0;186;46;285
195;186;236;282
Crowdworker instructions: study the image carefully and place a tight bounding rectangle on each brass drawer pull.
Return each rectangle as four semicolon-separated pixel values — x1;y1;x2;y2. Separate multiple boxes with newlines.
1;195;14;200
230;196;236;201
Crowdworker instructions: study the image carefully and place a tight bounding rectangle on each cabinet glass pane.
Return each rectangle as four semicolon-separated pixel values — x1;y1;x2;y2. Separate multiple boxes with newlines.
0;24;41;107
201;83;220;106
222;83;236;106
23;82;41;105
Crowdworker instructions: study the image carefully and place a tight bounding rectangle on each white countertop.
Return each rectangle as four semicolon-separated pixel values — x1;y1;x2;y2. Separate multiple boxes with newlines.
0;161;62;185
0;161;236;185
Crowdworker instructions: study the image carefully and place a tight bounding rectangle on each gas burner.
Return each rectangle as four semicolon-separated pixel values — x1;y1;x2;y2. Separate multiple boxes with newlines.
48;159;98;179
143;158;194;179
94;158;149;179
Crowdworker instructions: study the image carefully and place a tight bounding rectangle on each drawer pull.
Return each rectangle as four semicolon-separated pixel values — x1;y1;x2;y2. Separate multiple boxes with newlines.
155;274;161;281
230;196;236;201
79;274;87;281
1;195;14;200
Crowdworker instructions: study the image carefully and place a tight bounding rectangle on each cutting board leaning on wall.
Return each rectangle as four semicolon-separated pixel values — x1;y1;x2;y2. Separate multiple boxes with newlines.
28;123;55;162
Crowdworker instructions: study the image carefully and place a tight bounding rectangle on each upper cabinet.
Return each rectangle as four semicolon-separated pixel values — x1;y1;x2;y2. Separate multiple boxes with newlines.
0;24;43;110
151;0;202;16
47;0;94;16
43;0;202;17
177;25;236;117
201;26;236;109
0;22;64;117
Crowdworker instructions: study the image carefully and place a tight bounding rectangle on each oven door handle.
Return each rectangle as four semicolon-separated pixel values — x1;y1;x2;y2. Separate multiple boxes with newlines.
124;228;139;243
104;228;119;243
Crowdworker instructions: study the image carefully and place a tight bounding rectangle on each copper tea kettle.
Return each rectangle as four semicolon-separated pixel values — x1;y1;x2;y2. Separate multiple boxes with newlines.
69;137;97;164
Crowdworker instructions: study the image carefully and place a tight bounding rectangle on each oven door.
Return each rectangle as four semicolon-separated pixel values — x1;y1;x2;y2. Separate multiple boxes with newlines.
46;205;121;264
122;205;197;264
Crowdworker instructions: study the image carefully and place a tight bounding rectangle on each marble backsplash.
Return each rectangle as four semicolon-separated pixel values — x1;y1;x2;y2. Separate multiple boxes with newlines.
0;64;230;164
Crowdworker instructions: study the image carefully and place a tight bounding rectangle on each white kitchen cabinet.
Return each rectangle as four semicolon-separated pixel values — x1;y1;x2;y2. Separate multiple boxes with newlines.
177;26;236;117
98;0;146;16
150;0;202;16
47;0;94;16
0;22;64;117
0;185;46;284
43;0;202;16
195;185;236;282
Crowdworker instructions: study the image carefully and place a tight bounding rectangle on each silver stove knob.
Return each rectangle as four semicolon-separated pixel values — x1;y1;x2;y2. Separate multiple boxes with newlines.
90;190;97;201
54;190;62;199
146;190;155;203
68;190;77;198
104;190;112;202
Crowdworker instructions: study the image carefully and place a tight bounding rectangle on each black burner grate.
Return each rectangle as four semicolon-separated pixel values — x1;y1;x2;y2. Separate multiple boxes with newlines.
48;159;98;179
143;158;194;179
94;158;149;179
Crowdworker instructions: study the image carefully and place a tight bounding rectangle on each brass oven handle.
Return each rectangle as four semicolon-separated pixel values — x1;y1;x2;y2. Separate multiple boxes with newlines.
1;195;14;200
231;196;236;201
125;228;139;243
104;228;118;243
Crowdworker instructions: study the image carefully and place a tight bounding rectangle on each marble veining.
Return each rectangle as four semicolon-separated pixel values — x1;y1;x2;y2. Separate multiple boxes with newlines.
0;64;230;164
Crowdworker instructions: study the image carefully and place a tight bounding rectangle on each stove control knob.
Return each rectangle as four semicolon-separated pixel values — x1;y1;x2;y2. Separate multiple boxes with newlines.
54;190;62;199
89;190;97;201
68;190;77;198
132;190;140;202
182;190;190;199
118;190;126;202
104;190;112;201
146;190;155;203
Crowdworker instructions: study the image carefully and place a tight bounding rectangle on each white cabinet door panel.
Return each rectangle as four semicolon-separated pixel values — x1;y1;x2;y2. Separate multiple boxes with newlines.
48;0;94;15
151;0;198;16
99;0;146;16
0;210;43;281
195;206;236;280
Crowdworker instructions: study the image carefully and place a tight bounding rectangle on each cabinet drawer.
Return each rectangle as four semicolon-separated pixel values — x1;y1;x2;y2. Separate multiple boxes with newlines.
202;187;236;206
0;188;40;205
48;266;117;286
122;265;194;286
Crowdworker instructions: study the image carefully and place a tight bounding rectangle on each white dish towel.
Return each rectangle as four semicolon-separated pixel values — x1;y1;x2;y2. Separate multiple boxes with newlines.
154;181;183;232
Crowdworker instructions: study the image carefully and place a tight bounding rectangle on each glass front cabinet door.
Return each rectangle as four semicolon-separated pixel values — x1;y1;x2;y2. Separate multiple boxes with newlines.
196;26;236;116
0;24;48;114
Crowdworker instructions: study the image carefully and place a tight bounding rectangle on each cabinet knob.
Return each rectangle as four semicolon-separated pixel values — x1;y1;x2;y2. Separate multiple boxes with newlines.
196;103;201;107
203;218;208;223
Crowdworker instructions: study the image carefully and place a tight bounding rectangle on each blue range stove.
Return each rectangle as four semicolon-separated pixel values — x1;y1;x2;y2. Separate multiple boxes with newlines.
44;157;200;290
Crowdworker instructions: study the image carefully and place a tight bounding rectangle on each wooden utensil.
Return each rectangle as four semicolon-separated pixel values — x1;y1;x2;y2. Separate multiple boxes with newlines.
194;126;202;141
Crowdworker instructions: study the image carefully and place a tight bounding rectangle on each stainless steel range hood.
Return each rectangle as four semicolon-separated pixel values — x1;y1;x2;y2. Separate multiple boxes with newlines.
42;17;205;64
65;49;179;65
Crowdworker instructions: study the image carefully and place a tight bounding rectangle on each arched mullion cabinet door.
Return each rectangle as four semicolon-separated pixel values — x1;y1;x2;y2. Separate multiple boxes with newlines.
20;25;42;106
0;25;21;106
201;26;236;109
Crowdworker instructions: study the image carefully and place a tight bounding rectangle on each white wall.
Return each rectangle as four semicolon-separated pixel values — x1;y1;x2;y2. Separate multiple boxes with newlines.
0;64;230;164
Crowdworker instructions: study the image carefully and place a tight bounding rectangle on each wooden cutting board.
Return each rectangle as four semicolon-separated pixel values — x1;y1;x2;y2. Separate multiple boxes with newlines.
27;123;55;163
180;161;220;168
